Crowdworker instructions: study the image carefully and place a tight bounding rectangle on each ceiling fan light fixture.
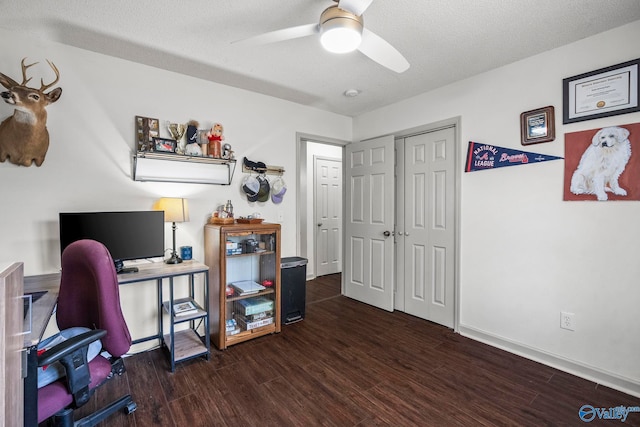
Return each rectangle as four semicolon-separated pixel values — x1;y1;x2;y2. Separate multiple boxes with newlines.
320;6;363;54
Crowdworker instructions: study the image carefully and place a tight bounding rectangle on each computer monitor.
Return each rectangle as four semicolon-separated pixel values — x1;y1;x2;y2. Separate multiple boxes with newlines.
59;211;165;273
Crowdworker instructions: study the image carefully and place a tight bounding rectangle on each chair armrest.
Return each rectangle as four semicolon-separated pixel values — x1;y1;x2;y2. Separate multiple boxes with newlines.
37;329;107;407
37;329;107;367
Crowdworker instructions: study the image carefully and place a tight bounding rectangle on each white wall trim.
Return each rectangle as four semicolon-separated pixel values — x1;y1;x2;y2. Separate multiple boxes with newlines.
458;324;640;398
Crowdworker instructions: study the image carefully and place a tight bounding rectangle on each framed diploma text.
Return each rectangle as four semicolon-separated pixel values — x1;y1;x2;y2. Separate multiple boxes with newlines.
563;58;640;124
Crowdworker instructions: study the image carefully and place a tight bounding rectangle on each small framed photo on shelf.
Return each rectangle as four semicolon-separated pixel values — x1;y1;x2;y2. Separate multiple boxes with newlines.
135;115;159;152
520;106;555;145
173;300;197;316
562;58;640;124
153;137;177;153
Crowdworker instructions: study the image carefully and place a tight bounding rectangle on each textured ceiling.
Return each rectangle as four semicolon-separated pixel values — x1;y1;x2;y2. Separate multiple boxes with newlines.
1;0;639;117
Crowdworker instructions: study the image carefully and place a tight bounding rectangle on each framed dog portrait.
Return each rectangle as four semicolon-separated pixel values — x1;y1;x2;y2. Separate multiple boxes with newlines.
564;121;640;201
152;137;177;153
563;58;640;124
520;106;555;145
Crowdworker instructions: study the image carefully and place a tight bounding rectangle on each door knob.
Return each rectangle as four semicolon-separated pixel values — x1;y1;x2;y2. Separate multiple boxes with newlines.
383;230;392;237
317;223;323;227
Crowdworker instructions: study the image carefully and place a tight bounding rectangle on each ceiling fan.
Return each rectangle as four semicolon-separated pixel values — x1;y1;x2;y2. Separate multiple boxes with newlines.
234;0;410;73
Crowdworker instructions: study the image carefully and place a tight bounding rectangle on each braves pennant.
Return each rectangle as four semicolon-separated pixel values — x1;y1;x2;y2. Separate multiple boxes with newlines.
465;141;563;172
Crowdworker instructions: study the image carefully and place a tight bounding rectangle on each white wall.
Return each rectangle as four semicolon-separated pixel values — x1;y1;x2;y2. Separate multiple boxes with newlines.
354;21;640;395
0;29;351;349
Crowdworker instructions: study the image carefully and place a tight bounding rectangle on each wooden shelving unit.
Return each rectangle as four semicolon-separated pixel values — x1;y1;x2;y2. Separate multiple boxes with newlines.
161;276;210;371
117;261;210;372
204;223;281;350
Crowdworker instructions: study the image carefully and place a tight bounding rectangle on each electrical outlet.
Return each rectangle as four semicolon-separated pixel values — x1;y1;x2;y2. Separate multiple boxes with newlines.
560;311;575;331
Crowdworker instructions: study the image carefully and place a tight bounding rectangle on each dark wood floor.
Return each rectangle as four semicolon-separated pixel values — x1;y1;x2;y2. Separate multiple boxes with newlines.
69;273;640;426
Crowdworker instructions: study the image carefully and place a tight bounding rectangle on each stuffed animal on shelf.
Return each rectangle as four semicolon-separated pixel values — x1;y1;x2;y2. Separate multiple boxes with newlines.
185;119;202;156
207;123;224;158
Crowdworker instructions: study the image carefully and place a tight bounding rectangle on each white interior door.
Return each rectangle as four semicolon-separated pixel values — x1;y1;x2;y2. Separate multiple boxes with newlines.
344;135;395;311
398;127;456;327
315;156;342;276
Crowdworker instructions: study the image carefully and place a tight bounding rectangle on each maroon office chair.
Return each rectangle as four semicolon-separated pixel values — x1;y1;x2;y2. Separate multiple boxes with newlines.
37;239;137;426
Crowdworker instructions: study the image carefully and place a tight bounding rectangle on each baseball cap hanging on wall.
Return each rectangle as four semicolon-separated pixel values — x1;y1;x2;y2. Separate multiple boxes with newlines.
243;156;266;172
242;173;270;202
242;174;260;201
271;176;287;204
256;175;270;202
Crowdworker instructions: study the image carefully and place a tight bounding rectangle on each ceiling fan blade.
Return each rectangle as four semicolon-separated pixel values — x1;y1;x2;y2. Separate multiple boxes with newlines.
233;23;318;46
358;28;410;73
338;0;374;16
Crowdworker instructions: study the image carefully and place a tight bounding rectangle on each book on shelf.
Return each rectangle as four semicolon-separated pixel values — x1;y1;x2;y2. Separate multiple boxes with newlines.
236;315;274;331
235;297;274;316
225;319;241;335
239;310;273;322
230;280;266;296
173;300;198;316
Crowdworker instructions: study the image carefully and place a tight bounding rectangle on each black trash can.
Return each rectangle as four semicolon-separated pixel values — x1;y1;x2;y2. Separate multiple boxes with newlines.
280;257;308;325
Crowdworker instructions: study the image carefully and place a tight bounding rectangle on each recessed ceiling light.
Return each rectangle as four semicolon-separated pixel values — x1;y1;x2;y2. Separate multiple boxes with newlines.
344;89;360;97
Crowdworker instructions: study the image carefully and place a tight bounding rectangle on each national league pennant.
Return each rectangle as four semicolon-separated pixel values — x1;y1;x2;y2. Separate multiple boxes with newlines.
465;141;563;172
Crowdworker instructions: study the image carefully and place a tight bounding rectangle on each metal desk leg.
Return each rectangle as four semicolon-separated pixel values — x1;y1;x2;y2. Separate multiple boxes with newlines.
169;276;175;372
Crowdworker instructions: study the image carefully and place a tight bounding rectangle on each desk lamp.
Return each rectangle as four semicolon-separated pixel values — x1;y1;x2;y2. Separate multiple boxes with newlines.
153;197;189;264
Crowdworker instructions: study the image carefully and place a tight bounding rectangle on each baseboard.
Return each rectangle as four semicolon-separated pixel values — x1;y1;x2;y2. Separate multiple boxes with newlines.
458;324;640;398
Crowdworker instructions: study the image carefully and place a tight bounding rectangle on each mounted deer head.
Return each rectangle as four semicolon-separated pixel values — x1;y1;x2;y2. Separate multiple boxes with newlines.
0;58;62;167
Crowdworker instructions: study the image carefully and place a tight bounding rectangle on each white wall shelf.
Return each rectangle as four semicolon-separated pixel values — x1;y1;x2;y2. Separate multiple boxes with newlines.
133;151;236;185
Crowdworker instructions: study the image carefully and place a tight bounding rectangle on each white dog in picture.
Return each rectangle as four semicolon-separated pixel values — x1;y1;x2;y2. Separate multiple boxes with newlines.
570;126;632;201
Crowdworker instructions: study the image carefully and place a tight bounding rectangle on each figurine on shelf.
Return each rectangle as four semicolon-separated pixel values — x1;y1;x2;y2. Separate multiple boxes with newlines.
222;142;234;160
185;119;202;156
207;123;224;158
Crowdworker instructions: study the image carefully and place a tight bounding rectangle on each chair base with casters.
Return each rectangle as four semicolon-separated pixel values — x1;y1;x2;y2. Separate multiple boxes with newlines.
46;395;137;427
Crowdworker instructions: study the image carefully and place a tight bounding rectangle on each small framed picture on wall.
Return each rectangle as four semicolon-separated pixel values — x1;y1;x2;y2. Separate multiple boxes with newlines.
520;106;555;145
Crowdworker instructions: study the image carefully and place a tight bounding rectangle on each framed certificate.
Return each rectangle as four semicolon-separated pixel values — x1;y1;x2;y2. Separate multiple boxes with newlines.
563;58;640;124
520;106;555;145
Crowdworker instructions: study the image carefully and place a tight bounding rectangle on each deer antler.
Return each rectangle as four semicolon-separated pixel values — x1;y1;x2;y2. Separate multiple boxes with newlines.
20;57;37;86
39;60;60;92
